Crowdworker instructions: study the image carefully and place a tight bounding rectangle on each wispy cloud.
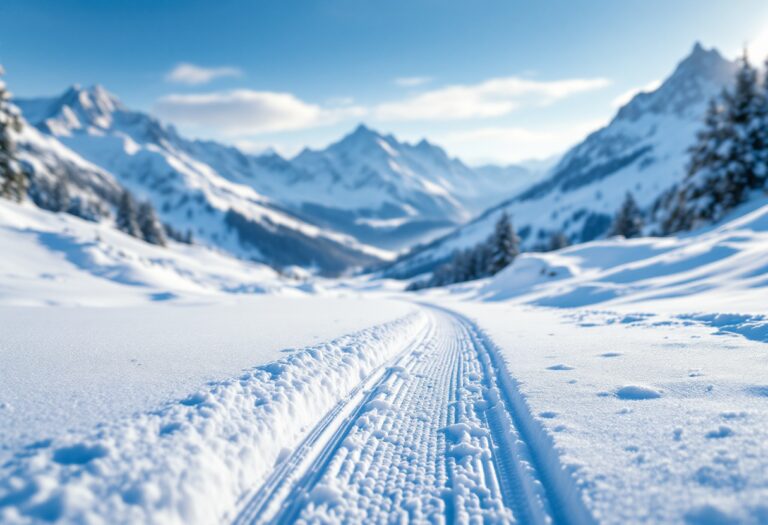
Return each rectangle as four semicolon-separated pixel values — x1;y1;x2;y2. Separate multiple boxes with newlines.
154;89;365;135
611;79;662;108
434;120;607;164
375;76;611;121
165;63;243;85
394;76;432;87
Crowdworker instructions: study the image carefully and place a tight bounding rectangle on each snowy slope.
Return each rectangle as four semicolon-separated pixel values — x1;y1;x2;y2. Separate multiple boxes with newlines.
16;87;383;275
386;43;738;277
403;195;768;524
470;195;768;317
0;199;293;306
14;114;124;220
3;191;768;524
0;305;424;524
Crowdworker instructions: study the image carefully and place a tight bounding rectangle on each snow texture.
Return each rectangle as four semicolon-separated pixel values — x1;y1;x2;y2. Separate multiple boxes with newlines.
0;310;426;524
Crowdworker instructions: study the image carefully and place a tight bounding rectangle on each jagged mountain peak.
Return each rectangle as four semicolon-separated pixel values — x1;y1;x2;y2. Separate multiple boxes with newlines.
48;84;124;130
384;43;740;278
18;85;178;146
616;43;735;122
327;123;395;153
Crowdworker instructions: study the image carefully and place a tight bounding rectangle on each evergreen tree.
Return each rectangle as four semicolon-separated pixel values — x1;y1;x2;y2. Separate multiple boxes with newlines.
720;51;764;205
664;51;768;233
547;230;569;251
116;190;141;237
50;178;70;213
610;192;644;238
0;66;26;202
488;212;520;274
471;241;493;279
137;201;167;246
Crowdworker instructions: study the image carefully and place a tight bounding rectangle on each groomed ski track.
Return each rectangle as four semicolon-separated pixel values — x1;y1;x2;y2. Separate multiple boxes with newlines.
234;304;592;525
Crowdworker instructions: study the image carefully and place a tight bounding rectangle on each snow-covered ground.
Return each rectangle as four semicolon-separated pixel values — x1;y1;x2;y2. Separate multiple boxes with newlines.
2;195;768;524
0;200;293;306
406;196;768;523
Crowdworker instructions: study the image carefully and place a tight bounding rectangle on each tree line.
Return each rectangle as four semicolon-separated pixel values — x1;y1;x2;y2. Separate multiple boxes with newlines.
662;50;768;232
0;66;178;248
407;212;520;290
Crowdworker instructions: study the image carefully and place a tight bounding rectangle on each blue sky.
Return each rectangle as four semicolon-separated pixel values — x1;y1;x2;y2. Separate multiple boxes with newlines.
2;0;768;164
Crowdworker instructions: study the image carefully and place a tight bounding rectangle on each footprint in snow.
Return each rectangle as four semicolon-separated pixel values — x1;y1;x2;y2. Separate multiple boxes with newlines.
52;443;109;465
539;411;558;419
705;426;733;439
547;364;574;371
600;352;622;358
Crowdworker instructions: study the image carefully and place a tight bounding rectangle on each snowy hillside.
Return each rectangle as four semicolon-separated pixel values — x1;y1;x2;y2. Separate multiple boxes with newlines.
386;43;738;278
470;195;768;317
395;194;768;524
16;87;384;275
0;199;297;305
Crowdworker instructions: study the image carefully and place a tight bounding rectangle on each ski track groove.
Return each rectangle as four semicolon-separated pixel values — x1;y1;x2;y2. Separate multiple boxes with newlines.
236;305;588;525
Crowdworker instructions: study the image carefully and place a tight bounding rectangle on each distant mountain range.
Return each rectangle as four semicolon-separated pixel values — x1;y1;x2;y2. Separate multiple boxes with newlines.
385;43;737;278
9;42;738;278
14;87;539;273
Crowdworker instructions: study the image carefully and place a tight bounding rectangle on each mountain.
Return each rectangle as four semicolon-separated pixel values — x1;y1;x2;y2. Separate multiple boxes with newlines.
473;160;555;202
385;43;738;278
16;86;383;275
268;125;526;250
182;123;525;251
17;86;534;269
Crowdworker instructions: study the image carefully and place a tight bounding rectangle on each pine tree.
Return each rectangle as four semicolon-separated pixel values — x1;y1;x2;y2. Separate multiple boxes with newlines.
0;66;26;202
50;178;70;212
610;192;644;238
664;51;768;234
116;190;141;237
137;201;167;246
720;51;763;206
547;230;569;251
471;241;493;279
488;212;520;274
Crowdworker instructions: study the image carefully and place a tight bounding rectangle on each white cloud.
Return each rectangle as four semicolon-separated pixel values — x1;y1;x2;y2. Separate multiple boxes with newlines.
611;79;662;108
165;63;243;85
375;76;611;121
154;89;365;135
434;120;607;164
394;76;433;87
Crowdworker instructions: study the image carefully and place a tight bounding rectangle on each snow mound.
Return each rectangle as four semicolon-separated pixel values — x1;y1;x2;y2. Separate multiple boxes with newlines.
615;385;663;400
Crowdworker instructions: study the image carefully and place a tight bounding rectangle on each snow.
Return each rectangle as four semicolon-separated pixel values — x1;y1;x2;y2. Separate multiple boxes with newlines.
3;179;768;523
15;88;386;273
0;309;425;524
386;44;738;277
0;200;288;306
3;42;768;524
440;301;768;524
402;196;768;523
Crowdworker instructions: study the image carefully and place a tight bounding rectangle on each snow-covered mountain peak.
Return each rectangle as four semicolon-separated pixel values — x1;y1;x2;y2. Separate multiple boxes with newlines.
616;43;734;122
319;124;398;157
39;84;124;133
385;43;739;278
17;84;179;148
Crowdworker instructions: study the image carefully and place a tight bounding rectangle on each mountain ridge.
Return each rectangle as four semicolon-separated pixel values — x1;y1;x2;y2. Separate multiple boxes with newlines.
384;43;738;278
